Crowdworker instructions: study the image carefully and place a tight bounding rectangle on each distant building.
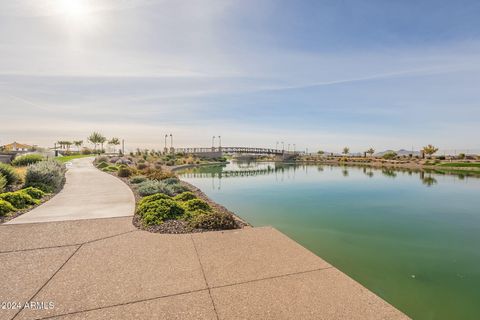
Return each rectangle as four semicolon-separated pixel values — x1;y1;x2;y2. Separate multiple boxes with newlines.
1;142;35;152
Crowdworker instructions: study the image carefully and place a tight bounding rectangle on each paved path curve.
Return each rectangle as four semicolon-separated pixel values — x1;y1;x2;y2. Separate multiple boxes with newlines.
7;157;135;224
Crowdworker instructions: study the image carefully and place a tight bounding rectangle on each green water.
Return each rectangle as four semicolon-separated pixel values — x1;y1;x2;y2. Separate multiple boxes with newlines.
179;162;480;320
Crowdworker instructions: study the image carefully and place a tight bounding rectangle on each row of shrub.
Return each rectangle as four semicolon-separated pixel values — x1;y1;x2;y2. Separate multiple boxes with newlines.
0;160;66;217
11;154;44;166
95;155;237;230
135;190;236;229
0;187;45;216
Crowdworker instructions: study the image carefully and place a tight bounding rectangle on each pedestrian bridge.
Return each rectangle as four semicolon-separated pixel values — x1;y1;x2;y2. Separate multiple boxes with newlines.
174;147;300;156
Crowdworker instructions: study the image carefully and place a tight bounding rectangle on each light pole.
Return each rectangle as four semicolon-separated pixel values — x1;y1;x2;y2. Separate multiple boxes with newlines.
212;136;216;149
281;141;284;152
276;141;279;150
170;134;173;152
164;134;168;153
218;136;221;148
293;144;296;153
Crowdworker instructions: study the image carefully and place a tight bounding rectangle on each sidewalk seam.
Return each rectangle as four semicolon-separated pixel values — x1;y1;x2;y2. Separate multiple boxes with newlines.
11;244;83;320
0;230;138;254
190;235;220;320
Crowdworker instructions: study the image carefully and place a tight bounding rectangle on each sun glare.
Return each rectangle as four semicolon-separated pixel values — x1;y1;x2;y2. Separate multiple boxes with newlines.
60;0;88;18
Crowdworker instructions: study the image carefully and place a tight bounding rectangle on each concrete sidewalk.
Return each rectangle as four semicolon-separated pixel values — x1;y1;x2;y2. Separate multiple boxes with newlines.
0;218;408;320
6;158;135;224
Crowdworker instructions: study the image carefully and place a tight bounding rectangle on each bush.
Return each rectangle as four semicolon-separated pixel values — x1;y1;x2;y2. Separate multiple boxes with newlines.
130;175;147;184
117;167;132;177
20;187;45;199
189;211;237;230
138;199;185;225
182;199;212;213
0;199;16;216
163;177;180;185
24;160;66;193
137;163;148;170
382;152;397;160
0;174;6;193
0;163;20;186
96;156;109;163
96;161;109;169
102;165;118;172
136;180;169;196
174;191;197;202
12;154;44;166
136;180;188;197
0;191;38;209
143;169;177;181
138;193;171;207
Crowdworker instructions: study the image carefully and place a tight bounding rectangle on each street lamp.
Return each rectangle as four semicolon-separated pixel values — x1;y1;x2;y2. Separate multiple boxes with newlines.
281;141;284;151
170;134;173;148
212;136;216;148
218;136;221;148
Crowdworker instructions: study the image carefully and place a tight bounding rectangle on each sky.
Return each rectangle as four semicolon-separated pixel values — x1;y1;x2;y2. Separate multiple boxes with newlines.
1;0;479;153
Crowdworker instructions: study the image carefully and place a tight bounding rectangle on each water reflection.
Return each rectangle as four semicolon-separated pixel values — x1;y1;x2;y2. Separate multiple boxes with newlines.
179;161;477;190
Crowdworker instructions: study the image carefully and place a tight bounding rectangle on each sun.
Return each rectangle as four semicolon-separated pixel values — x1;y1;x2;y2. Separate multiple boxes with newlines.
59;0;88;19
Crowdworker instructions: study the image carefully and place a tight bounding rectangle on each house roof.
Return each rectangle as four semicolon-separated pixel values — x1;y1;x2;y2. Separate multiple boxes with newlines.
1;142;34;149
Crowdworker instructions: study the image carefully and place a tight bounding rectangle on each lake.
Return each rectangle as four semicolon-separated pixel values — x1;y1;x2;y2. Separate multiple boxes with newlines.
179;161;480;320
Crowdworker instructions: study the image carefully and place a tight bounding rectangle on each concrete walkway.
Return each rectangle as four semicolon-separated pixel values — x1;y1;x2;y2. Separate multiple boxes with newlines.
7;157;135;224
0;218;408;320
0;158;409;319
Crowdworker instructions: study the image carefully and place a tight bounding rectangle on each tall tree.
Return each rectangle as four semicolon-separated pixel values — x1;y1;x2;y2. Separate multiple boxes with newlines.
73;140;83;152
88;132;106;152
422;144;439;159
108;137;121;153
366;148;375;157
342;147;350;155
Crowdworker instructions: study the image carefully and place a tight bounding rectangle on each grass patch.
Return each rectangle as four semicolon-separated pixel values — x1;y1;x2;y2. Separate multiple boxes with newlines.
437;162;480;168
56;154;94;163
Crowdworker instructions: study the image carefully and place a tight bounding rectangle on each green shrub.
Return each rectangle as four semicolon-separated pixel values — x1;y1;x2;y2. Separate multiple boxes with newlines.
174;192;197;202
189;211;236;230
130;175;147;184
96;161;109;169
163;177;180;185
117;167;132;177
136;180;186;196
136;180;168;196
11;154;44;166
382;152;397;160
0;174;6;193
0;163;20;186
20;187;46;199
138;199;185;225
138;193;171;207
0;191;38;209
165;183;189;195
24;160;66;193
102;165;118;172
182;199;211;213
0;199;16;216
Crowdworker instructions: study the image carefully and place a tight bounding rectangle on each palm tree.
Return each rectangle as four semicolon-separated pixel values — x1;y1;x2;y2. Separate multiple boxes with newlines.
342;147;350;155
73;140;83;152
422;144;439;159
108;137;121;153
64;141;72;152
88;132;106;152
366;148;375;157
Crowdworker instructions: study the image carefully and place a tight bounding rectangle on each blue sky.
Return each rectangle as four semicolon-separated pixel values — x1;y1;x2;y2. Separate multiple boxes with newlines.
0;0;479;153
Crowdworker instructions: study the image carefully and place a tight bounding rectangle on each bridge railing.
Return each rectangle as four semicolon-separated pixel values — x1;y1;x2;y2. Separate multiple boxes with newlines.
174;147;302;156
